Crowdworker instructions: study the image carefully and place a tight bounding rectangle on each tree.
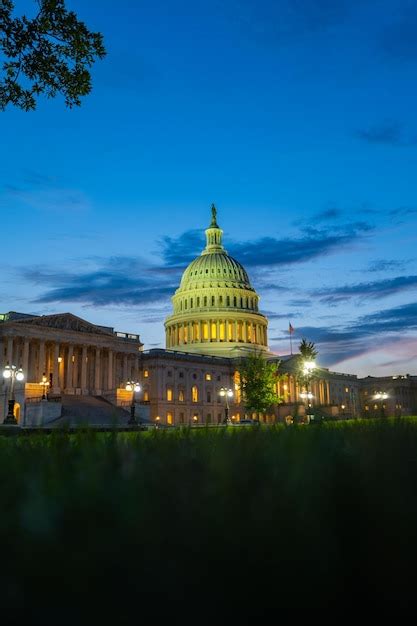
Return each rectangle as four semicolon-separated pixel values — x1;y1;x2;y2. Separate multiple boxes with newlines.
295;338;319;423
237;352;283;420
0;0;106;111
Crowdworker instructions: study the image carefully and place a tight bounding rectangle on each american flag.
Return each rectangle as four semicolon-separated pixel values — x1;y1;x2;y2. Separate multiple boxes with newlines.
289;322;294;334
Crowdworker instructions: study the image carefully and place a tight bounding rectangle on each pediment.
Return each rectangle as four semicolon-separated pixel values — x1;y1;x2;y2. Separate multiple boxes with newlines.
15;313;114;336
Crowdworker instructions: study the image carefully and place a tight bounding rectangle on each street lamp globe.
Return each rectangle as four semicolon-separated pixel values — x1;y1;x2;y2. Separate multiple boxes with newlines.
16;368;24;382
3;365;11;379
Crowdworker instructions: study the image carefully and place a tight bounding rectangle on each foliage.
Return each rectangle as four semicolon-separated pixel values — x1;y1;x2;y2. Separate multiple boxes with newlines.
1;421;417;618
237;351;282;415
0;0;106;111
298;337;318;361
296;337;319;388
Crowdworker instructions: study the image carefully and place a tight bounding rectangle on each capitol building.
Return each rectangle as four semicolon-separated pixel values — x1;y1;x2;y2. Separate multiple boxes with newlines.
1;206;415;426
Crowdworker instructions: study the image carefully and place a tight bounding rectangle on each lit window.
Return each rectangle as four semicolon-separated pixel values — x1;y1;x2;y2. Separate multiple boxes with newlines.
179;389;185;402
144;370;149;378
167;388;173;401
192;386;198;402
143;390;149;402
205;373;212;381
345;387;349;393
167;412;173;425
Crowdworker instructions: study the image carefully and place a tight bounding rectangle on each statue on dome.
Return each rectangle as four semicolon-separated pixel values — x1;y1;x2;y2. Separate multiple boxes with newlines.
210;203;218;227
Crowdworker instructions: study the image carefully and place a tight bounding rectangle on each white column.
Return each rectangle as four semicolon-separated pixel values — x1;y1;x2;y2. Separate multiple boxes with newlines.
6;337;13;365
95;348;101;392
66;345;74;391
81;345;87;392
22;339;30;377
39;341;45;381
123;354;128;383
53;342;60;393
0;338;4;373
107;350;113;390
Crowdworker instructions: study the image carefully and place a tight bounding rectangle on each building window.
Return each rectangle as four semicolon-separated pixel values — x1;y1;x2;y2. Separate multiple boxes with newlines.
205;373;212;381
179;389;185;402
193;373;197;380
167;411;173;425
211;296;215;306
179;412;184;424
217;375;221;381
143;390;149;402
227;296;230;306
167;370;172;377
207;391;211;403
167;388;173;401
203;322;209;340
197;297;200;306
179;372;184;378
192;386;198;402
144;370;149;378
345;387;349;393
204;296;207;306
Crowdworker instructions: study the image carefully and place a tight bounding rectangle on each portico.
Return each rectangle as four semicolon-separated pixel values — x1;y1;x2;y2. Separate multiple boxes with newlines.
0;313;143;398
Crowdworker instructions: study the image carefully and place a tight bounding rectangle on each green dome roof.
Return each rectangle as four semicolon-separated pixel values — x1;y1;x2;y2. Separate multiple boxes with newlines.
178;204;254;293
179;252;253;291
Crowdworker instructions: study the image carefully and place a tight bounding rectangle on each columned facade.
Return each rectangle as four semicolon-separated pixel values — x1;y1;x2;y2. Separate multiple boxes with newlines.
0;313;143;398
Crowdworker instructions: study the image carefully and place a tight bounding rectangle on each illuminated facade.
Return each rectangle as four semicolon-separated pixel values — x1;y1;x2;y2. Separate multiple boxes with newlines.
164;206;268;357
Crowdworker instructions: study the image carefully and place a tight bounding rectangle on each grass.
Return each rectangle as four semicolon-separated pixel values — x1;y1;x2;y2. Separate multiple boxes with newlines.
1;419;417;620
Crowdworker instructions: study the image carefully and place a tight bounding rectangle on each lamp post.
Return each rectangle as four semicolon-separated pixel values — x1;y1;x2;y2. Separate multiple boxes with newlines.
301;359;316;423
374;391;388;418
2;364;24;425
219;387;233;424
40;372;49;400
300;390;314;423
125;381;141;426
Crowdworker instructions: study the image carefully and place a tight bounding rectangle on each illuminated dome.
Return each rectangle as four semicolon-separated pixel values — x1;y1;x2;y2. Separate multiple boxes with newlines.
164;205;268;357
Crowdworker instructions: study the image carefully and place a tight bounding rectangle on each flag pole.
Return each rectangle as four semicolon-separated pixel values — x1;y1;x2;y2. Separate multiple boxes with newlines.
289;322;293;355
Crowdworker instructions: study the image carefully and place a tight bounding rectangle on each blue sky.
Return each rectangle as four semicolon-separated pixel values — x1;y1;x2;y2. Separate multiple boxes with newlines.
1;0;417;377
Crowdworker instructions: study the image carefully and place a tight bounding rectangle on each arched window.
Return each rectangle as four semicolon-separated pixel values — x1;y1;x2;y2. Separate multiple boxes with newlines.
192;386;198;402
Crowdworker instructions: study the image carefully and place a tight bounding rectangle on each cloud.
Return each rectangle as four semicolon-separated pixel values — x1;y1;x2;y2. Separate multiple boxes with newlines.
269;302;417;367
1;182;91;213
315;275;417;303
368;259;407;272
314;207;343;221
22;257;179;308
218;0;361;47
161;222;373;269
380;4;417;61
355;121;417;146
